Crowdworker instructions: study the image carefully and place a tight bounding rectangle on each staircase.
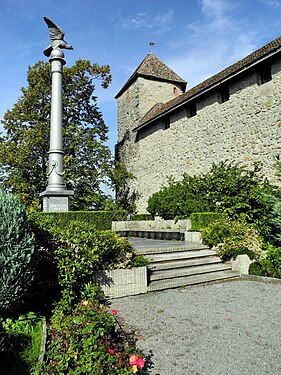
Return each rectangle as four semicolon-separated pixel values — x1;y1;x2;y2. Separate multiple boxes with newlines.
129;238;239;291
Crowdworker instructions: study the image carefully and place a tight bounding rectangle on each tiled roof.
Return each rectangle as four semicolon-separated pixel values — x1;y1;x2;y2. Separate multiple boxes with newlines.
115;53;187;99
134;35;281;131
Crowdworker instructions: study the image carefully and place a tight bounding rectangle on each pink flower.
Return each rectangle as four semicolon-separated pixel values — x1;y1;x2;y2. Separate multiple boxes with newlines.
129;354;138;366
112;309;117;315
136;357;145;369
107;348;115;355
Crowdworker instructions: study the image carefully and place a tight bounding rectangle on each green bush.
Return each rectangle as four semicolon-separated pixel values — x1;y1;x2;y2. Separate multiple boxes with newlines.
0;191;36;316
249;244;281;278
190;212;227;231
147;161;276;222
202;219;262;261
262;195;281;246
41;284;145;374
37;220;136;304
201;218;237;248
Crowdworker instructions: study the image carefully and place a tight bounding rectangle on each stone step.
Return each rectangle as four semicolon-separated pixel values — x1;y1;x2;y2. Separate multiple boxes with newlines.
145;249;218;263
148;256;224;271
149;263;232;281
138;243;209;256
147;270;240;292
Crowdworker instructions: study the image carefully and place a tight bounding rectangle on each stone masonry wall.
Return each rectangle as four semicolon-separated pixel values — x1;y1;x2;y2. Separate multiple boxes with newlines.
117;77;183;143
117;57;281;213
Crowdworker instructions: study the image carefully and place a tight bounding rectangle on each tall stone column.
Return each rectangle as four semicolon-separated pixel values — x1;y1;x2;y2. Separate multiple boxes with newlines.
40;49;74;211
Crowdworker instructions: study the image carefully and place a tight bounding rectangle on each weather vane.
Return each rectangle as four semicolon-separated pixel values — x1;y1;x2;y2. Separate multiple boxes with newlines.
149;41;156;52
43;17;73;57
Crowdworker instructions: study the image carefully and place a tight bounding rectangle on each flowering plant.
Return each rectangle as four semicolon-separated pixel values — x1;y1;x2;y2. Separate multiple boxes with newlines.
41;284;146;374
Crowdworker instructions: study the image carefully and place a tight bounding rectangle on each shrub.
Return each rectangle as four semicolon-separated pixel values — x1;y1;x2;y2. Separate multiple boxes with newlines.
261;195;281;246
202;219;262;261
147;161;276;222
41;284;145;374
0;191;36;316
37;220;136;304
217;226;262;261
201;218;237;248
249;244;281;279
190;212;227;231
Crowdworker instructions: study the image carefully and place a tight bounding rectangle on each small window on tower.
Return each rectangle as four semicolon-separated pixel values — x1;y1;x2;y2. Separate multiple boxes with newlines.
189;102;197;117
258;63;272;85
220;85;230;103
164;116;170;129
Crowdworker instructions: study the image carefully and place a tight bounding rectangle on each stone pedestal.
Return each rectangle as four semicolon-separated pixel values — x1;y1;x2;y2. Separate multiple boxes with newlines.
41;191;73;212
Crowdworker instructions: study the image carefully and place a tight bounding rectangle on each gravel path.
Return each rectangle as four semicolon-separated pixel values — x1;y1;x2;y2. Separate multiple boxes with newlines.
112;279;281;375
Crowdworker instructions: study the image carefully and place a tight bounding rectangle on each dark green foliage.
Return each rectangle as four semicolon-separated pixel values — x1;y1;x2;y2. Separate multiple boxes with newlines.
30;215;137;306
259;195;281;246
147;161;275;222
201;219;239;248
249;244;281;279
30;210;127;232
0;191;36;316
190;212;227;231
147;175;210;219
202;219;262;261
0;312;45;374
0;60;113;211
41;284;144;374
108;161;137;214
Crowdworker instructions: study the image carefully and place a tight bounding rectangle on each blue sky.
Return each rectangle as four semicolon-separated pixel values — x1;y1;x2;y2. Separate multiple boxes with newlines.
0;0;280;153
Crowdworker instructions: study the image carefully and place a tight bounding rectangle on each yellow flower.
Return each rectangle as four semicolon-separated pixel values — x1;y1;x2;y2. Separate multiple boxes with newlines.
81;300;89;306
132;365;138;374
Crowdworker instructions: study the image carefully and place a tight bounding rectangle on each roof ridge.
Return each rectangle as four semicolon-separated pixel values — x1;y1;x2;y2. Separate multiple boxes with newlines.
134;35;281;130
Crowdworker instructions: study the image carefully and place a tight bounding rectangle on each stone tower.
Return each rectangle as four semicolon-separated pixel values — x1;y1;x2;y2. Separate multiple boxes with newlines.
115;53;187;145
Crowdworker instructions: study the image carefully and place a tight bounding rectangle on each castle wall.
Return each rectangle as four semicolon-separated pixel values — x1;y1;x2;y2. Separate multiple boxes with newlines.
117;57;281;213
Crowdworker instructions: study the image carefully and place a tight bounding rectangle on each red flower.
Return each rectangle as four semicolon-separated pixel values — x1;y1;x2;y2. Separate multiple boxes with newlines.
112;309;117;315
107;348;115;355
129;354;145;369
136;357;145;369
129;354;138;366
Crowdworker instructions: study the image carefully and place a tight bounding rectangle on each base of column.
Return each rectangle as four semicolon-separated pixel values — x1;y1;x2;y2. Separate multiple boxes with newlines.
40;190;74;212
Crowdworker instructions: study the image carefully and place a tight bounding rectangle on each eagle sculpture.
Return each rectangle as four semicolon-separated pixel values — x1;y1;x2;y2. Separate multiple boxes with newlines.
43;17;73;57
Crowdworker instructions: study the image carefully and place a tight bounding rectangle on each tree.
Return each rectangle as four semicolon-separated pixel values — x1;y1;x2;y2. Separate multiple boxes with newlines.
0;59;112;210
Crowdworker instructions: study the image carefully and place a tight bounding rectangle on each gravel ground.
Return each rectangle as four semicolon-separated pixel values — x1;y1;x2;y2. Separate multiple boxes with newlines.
112;279;281;375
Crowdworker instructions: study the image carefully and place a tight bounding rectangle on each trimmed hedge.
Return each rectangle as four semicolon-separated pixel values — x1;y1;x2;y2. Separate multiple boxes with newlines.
29;210;127;231
190;212;227;231
132;214;153;221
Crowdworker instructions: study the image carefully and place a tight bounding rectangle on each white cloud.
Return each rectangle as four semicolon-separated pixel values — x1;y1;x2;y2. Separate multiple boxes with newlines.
121;10;173;34
165;0;259;88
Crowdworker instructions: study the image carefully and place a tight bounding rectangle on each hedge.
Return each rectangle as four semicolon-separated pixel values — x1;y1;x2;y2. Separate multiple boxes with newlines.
30;210;127;231
132;214;153;221
190;212;227;231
